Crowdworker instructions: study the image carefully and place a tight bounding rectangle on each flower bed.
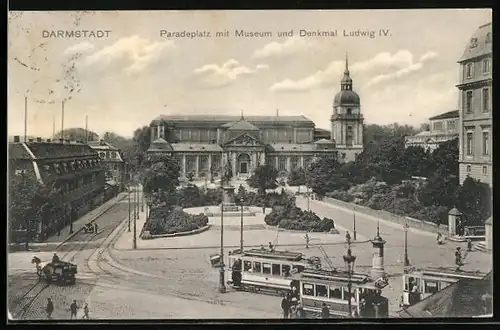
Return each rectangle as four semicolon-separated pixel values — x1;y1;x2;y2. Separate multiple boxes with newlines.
143;206;209;236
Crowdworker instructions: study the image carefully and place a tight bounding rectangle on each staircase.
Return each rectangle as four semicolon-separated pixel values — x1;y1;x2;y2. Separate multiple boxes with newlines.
473;241;490;252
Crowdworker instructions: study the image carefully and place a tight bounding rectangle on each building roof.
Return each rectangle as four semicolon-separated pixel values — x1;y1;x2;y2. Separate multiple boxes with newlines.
397;272;492;318
88;140;119;150
10;142;98;160
226;119;260;131
334;90;360;106
267;143;317;152
147;138;173;152
429;110;459;121
171;143;223;152
459;22;492;63
151;115;314;126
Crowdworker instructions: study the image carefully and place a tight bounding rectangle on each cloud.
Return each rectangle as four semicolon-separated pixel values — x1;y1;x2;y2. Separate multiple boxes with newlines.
192;59;258;88
64;42;95;55
256;63;270;70
252;37;312;60
83;36;176;74
270;50;439;93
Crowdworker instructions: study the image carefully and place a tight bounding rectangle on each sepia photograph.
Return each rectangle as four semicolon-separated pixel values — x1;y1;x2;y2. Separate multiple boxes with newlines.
7;9;492;320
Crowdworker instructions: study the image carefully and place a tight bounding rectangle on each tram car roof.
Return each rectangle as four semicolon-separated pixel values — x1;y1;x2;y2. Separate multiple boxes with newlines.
406;266;489;280
230;248;305;262
290;268;385;290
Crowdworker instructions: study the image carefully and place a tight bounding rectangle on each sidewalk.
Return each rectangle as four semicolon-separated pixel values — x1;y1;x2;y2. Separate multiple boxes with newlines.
41;192;128;246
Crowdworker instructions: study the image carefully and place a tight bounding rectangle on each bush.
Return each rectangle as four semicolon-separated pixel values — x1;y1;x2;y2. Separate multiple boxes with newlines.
264;200;335;232
409;205;449;225
146;206;209;235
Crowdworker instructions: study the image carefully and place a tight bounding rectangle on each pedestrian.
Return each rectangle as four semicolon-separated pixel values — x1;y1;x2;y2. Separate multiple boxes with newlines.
321;302;330;319
94;223;98;234
467;239;472;252
296;301;305;319
70;300;78;320
269;242;274;251
52;253;60;263
305;232;310;249
455;247;463;269
281;295;290;319
290;302;298;319
82;303;89;319
346;231;351;243
46;298;54;319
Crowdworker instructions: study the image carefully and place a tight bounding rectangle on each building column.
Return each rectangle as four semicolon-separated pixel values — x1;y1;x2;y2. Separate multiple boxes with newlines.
260;152;265;166
182;154;186;176
151;126;156;141
275;156;278;169
293;128;297;143
300;155;304;168
195;155;200;177
252;153;257;172
287;156;291;172
232;152;237;176
208;154;213;179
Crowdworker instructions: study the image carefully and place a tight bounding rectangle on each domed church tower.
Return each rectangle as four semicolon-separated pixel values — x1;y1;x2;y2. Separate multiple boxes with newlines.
331;54;364;162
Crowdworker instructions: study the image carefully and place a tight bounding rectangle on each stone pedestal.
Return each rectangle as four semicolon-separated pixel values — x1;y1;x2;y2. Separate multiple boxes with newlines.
221;185;237;211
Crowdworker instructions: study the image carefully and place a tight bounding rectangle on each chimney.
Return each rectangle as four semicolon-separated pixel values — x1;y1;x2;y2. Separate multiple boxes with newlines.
47;139;52;143
28;138;34;143
36;137;42;142
13;136;20;143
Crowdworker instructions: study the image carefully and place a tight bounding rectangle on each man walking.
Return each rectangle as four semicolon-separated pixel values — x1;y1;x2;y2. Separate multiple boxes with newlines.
281;295;290;319
82;303;90;319
46;298;54;319
70;300;78;320
321;302;330;319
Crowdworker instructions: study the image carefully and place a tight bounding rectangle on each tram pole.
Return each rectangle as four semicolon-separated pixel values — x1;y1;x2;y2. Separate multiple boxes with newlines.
240;197;244;253
133;183;137;250
404;222;410;267
219;172;226;293
343;236;356;318
353;205;357;241
307;186;310;212
128;184;131;232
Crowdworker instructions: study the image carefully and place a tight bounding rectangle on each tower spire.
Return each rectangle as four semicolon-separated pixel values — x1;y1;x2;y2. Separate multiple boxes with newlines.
377;220;380;237
345;52;349;75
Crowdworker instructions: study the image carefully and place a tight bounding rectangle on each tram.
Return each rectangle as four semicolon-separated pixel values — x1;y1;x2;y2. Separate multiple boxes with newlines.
290;268;389;318
401;266;489;308
226;248;321;296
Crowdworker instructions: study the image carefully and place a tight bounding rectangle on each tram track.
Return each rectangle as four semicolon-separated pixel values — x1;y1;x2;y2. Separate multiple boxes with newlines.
11;199;127;320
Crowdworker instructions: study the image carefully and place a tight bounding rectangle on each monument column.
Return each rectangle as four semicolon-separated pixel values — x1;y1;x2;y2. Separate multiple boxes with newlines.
195;155;200;178
182;154;186;175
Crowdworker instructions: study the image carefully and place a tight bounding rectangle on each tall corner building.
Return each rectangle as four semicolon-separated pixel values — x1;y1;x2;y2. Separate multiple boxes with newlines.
457;22;492;186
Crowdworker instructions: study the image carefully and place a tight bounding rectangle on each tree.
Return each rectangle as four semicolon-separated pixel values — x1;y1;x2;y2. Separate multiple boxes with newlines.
417;174;459;209
247;164;278;195
142;154;180;210
287;167;307;190
402;146;431;177
123;126;152;176
420;123;430;132
428;138;459;178
456;177;492;226
53;127;98;142
236;184;247;203
305;154;344;197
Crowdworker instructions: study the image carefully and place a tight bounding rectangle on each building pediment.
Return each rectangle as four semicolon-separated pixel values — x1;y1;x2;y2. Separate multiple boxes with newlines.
224;133;265;147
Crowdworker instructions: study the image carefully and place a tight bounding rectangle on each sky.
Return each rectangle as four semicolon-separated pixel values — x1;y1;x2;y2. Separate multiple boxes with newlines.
8;9;492;139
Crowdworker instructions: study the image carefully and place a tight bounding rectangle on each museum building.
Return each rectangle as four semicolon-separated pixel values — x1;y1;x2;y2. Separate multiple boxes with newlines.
147;56;364;179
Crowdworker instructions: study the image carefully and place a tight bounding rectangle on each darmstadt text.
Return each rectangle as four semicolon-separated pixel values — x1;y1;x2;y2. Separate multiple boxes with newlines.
42;30;112;38
159;29;389;39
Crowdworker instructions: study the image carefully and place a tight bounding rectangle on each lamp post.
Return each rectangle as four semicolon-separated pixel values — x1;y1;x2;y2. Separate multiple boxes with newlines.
69;205;73;234
240;197;244;253
219;161;226;293
403;222;410;267
343;235;356;318
141;185;144;212
128;185;131;232
353;205;357;241
133;183;137;249
307;186;310;212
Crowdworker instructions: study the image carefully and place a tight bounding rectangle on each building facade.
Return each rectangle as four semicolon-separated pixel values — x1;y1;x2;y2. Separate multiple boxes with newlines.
405;110;459;151
147;56;364;179
9;136;106;240
89;140;127;190
457;22;492;186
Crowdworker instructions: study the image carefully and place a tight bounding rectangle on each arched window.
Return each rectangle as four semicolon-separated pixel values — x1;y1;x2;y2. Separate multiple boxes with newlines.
346;108;352;115
346;126;354;147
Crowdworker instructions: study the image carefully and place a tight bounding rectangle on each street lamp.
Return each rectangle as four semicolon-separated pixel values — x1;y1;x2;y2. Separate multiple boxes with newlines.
403;222;410;268
239;197;244;253
353;205;357;241
69;205;74;234
343;235;356;318
219;162;227;293
307;186;310;212
128;185;131;232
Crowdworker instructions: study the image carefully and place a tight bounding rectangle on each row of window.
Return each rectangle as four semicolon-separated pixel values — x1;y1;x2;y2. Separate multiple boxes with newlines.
181;155;222;172
465;165;488;175
302;282;357;300
465;58;491;79
464;88;490;113
465;129;490;156
44;159;100;175
98;151;119;160
432;120;456;132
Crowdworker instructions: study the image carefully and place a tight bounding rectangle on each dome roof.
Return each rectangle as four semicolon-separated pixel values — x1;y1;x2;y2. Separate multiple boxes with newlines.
334;90;360;106
147;138;173;152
